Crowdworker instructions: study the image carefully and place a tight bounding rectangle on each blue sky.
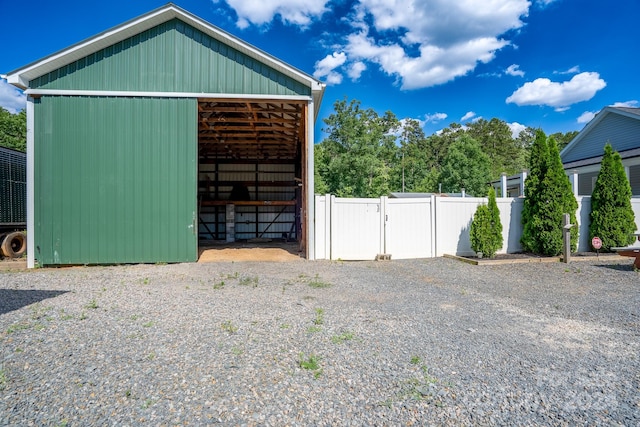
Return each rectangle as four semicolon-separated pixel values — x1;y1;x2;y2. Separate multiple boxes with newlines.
1;0;638;140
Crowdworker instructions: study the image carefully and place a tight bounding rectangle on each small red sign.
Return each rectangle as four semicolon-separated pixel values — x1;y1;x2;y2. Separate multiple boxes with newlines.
592;236;602;250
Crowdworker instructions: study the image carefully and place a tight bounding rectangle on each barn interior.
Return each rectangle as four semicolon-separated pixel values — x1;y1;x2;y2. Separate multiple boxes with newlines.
197;99;308;256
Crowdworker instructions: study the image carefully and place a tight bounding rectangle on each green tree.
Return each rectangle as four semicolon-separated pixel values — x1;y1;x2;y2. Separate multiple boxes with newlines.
550;130;579;153
521;130;578;255
0;108;26;152
470;187;503;258
392;118;437;193
589;143;636;251
467;118;524;179
316;98;399;198
438;134;491;197
521;130;550;253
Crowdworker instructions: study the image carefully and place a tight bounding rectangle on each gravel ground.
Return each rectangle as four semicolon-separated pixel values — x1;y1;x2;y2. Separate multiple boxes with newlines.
0;257;639;426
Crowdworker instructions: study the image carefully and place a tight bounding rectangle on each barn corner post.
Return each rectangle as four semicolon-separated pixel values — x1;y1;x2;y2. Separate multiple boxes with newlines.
26;96;35;269
306;98;315;260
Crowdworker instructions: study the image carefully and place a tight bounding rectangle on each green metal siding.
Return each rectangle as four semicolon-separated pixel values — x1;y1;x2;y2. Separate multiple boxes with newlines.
30;19;310;97
34;96;197;265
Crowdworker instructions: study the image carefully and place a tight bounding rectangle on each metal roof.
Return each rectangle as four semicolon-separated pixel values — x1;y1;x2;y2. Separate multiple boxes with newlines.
3;3;325;108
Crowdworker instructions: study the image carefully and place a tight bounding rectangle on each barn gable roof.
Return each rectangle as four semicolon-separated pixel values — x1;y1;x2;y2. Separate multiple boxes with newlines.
3;3;325;107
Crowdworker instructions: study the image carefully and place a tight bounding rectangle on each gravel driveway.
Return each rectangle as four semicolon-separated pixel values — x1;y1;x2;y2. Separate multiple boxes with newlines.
1;257;639;426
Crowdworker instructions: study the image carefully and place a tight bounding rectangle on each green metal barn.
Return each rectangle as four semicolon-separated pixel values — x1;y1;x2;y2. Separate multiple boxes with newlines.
3;4;325;267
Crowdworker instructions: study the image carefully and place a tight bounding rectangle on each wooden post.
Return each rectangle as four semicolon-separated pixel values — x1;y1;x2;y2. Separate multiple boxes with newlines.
563;213;571;263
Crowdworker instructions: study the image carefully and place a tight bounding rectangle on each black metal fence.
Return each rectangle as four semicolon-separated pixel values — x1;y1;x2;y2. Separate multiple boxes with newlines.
0;146;26;224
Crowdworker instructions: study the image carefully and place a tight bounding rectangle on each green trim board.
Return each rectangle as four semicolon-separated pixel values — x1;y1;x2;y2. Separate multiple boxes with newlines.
34;96;197;265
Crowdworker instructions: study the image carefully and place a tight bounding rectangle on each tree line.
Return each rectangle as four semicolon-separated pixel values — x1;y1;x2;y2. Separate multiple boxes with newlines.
315;98;578;197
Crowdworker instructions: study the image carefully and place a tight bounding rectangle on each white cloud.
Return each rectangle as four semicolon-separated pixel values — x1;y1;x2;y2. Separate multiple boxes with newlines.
347;61;367;80
555;65;580;75
424;112;447;123
505;64;525;77
612;100;639;108
220;0;533;89
341;0;530;89
0;79;26;114
507;122;526;138
505;72;607;111
577;111;596;124
221;0;329;28
461;111;476;122
313;52;347;85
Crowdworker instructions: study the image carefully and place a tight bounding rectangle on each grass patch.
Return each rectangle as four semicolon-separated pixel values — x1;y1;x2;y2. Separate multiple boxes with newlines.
308;274;332;288
239;276;259;287
6;322;31;334
0;367;6;391
298;353;322;378
331;331;355;344
221;320;238;334
313;308;325;325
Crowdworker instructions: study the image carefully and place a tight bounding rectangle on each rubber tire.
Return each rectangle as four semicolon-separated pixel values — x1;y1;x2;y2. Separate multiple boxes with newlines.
1;231;27;258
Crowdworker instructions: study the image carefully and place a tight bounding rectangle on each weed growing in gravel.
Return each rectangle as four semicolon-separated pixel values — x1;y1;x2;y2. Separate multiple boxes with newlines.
231;346;243;356
213;280;225;289
79;311;87;321
85;299;98;310
239;276;259;287
331;331;355;344
142;277;149;285
308;274;332;288
306;326;322;333
279;323;291;329
221;320;238;334
313;308;325;325
399;357;447;404
6;322;30;334
0;367;7;391
142;321;154;328
147;352;156;360
141;398;154;409
298;353;322;378
59;309;73;321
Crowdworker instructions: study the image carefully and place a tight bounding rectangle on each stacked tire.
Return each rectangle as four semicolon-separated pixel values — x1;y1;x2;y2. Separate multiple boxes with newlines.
1;231;27;258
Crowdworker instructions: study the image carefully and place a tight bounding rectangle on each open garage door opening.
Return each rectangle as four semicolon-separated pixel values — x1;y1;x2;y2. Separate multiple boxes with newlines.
197;99;308;259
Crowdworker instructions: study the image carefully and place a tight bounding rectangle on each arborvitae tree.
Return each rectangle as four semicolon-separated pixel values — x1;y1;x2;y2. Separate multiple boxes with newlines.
521;131;578;255
470;187;503;258
521;130;550;253
487;186;503;251
589;143;636;251
536;136;578;255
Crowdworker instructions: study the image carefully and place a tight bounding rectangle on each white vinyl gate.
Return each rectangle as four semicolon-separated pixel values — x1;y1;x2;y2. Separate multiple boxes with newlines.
315;195;434;260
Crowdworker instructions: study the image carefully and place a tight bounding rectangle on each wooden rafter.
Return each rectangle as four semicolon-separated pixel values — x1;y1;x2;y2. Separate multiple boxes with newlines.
197;99;304;160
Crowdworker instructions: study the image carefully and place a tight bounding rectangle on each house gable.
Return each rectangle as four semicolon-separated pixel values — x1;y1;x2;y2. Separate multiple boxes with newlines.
561;107;640;164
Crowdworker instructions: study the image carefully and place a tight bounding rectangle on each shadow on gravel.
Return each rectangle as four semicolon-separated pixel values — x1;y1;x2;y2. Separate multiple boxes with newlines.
0;289;68;315
593;263;636;272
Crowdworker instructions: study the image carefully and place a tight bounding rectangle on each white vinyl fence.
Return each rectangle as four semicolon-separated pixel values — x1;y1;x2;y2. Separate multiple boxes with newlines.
315;194;640;260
